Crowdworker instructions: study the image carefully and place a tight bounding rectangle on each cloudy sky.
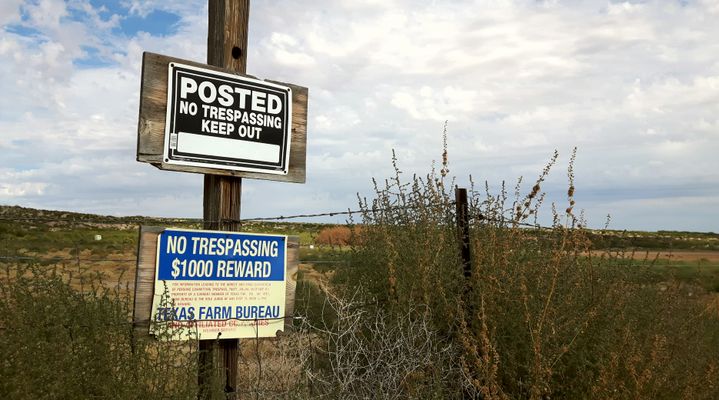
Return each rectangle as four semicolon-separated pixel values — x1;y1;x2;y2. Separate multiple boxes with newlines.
1;0;718;232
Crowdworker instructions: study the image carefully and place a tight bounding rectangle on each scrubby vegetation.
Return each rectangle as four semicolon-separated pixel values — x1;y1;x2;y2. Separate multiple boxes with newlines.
0;264;218;399
1;149;718;399
329;150;719;399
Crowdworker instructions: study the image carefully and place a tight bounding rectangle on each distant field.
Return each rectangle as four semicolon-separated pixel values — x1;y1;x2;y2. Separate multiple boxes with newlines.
1;204;718;294
589;249;719;264
587;229;719;251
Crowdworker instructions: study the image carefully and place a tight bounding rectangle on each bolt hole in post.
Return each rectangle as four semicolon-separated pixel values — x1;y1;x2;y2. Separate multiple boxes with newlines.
231;46;242;59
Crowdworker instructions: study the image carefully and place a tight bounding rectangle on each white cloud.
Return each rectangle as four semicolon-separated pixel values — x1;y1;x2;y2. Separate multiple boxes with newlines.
0;0;23;26
0;182;48;197
122;0;167;17
0;0;718;230
702;0;719;14
24;0;68;29
391;86;479;121
264;33;315;67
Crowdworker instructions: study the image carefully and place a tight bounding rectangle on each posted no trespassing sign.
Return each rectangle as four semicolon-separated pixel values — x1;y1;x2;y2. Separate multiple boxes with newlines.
163;63;292;175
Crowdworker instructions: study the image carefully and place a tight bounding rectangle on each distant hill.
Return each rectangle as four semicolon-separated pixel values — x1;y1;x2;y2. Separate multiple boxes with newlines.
0;205;332;247
0;204;198;227
1;204;717;251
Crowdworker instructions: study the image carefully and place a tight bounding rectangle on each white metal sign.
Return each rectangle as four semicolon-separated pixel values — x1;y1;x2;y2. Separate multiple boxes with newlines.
163;63;293;175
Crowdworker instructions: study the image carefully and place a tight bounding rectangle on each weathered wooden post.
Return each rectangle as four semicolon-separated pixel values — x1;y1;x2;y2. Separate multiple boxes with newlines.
455;187;471;283
455;186;478;400
455;187;474;323
200;1;250;396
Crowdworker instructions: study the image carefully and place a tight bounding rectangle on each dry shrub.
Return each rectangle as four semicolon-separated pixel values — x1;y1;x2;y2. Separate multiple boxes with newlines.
299;290;456;399
235;333;312;399
315;226;362;247
334;148;719;399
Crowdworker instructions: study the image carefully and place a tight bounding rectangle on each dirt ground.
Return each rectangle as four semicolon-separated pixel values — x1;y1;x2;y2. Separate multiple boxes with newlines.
590;250;719;263
297;263;334;293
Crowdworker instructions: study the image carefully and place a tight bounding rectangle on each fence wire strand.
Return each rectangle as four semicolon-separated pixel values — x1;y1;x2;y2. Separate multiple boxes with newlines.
0;200;552;229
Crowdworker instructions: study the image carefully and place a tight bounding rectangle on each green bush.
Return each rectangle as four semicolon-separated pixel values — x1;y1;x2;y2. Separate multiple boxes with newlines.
0;264;225;400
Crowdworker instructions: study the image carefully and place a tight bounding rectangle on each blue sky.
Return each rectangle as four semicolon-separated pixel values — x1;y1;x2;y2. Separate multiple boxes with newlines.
0;0;718;232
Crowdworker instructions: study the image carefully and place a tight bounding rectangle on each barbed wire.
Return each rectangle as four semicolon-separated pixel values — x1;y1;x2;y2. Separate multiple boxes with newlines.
0;316;302;332
0;201;457;225
0;314;326;331
0;256;137;262
0;297;386;331
0;255;350;264
0;216;177;224
0;254;701;269
0;200;558;231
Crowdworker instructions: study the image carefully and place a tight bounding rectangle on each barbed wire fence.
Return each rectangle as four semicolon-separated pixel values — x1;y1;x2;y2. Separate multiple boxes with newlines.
0;199;712;283
1;196;713;294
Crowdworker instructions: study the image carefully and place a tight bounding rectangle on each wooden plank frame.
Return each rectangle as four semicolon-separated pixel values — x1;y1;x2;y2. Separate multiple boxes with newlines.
132;226;300;334
136;52;308;183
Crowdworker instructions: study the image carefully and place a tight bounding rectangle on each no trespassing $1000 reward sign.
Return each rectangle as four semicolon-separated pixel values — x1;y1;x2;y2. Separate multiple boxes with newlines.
151;229;287;340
